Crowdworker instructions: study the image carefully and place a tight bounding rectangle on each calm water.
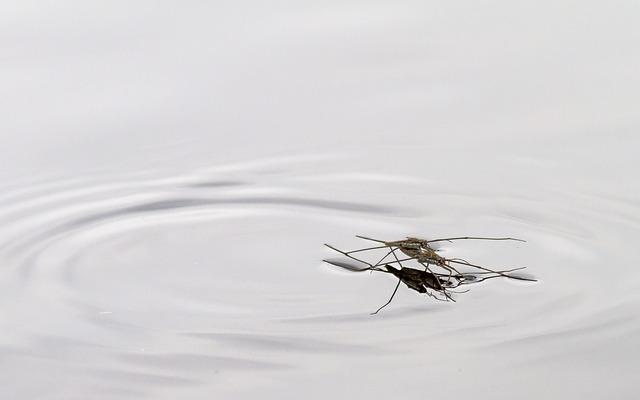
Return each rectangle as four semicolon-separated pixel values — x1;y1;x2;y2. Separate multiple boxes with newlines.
2;2;639;399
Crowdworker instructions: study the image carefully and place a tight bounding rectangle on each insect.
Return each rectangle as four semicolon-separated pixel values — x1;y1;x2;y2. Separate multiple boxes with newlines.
344;235;532;282
324;235;535;314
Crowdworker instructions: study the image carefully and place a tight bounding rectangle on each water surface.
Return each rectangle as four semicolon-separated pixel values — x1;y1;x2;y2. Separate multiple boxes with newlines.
1;1;639;399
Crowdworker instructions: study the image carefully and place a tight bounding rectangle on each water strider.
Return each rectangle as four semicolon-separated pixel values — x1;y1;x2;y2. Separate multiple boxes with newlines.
344;235;532;281
324;235;536;314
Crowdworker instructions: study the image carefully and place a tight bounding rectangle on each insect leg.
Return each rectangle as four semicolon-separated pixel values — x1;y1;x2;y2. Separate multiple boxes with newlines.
324;244;375;268
355;235;387;244
448;259;537;282
426;236;525;244
372;248;397;267
442;289;456;302
371;279;401;315
419;260;433;273
346;245;391;254
390;247;405;268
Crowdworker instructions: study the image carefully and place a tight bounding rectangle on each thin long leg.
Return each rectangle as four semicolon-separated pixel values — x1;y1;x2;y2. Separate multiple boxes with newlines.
377;256;429;266
430;286;454;302
448;259;537;281
469;266;527;274
457;274;503;285
419;260;433;273
431;260;462;278
327;244;396;269
355;235;387;244
372;248;396;268
426;237;525;244
448;257;472;264
371;279;401;315
390;248;404;268
443;291;456;302
437;268;528;287
324;244;398;276
324;244;376;269
373;253;416;267
346;245;391;254
447;259;508;275
444;264;460;283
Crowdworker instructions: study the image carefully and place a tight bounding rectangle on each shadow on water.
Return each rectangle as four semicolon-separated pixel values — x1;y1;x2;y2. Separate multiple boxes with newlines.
22;196;398;243
13;195;404;279
278;304;450;324
118;352;288;371
89;369;198;388
184;181;247;188
185;332;378;353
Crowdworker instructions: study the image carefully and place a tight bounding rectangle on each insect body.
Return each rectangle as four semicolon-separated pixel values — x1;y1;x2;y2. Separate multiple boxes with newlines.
386;238;442;262
384;264;443;293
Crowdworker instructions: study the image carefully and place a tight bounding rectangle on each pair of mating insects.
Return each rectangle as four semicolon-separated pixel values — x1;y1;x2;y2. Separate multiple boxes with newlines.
324;235;536;314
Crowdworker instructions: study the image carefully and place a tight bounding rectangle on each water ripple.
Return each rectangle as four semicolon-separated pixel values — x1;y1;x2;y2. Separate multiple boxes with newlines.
1;152;638;399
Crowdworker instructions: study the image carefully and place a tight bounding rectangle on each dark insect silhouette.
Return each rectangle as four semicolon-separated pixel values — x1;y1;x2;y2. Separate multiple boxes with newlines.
372;265;450;314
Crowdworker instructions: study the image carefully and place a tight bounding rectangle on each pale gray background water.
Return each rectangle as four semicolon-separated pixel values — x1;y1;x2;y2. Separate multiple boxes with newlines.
1;1;639;399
